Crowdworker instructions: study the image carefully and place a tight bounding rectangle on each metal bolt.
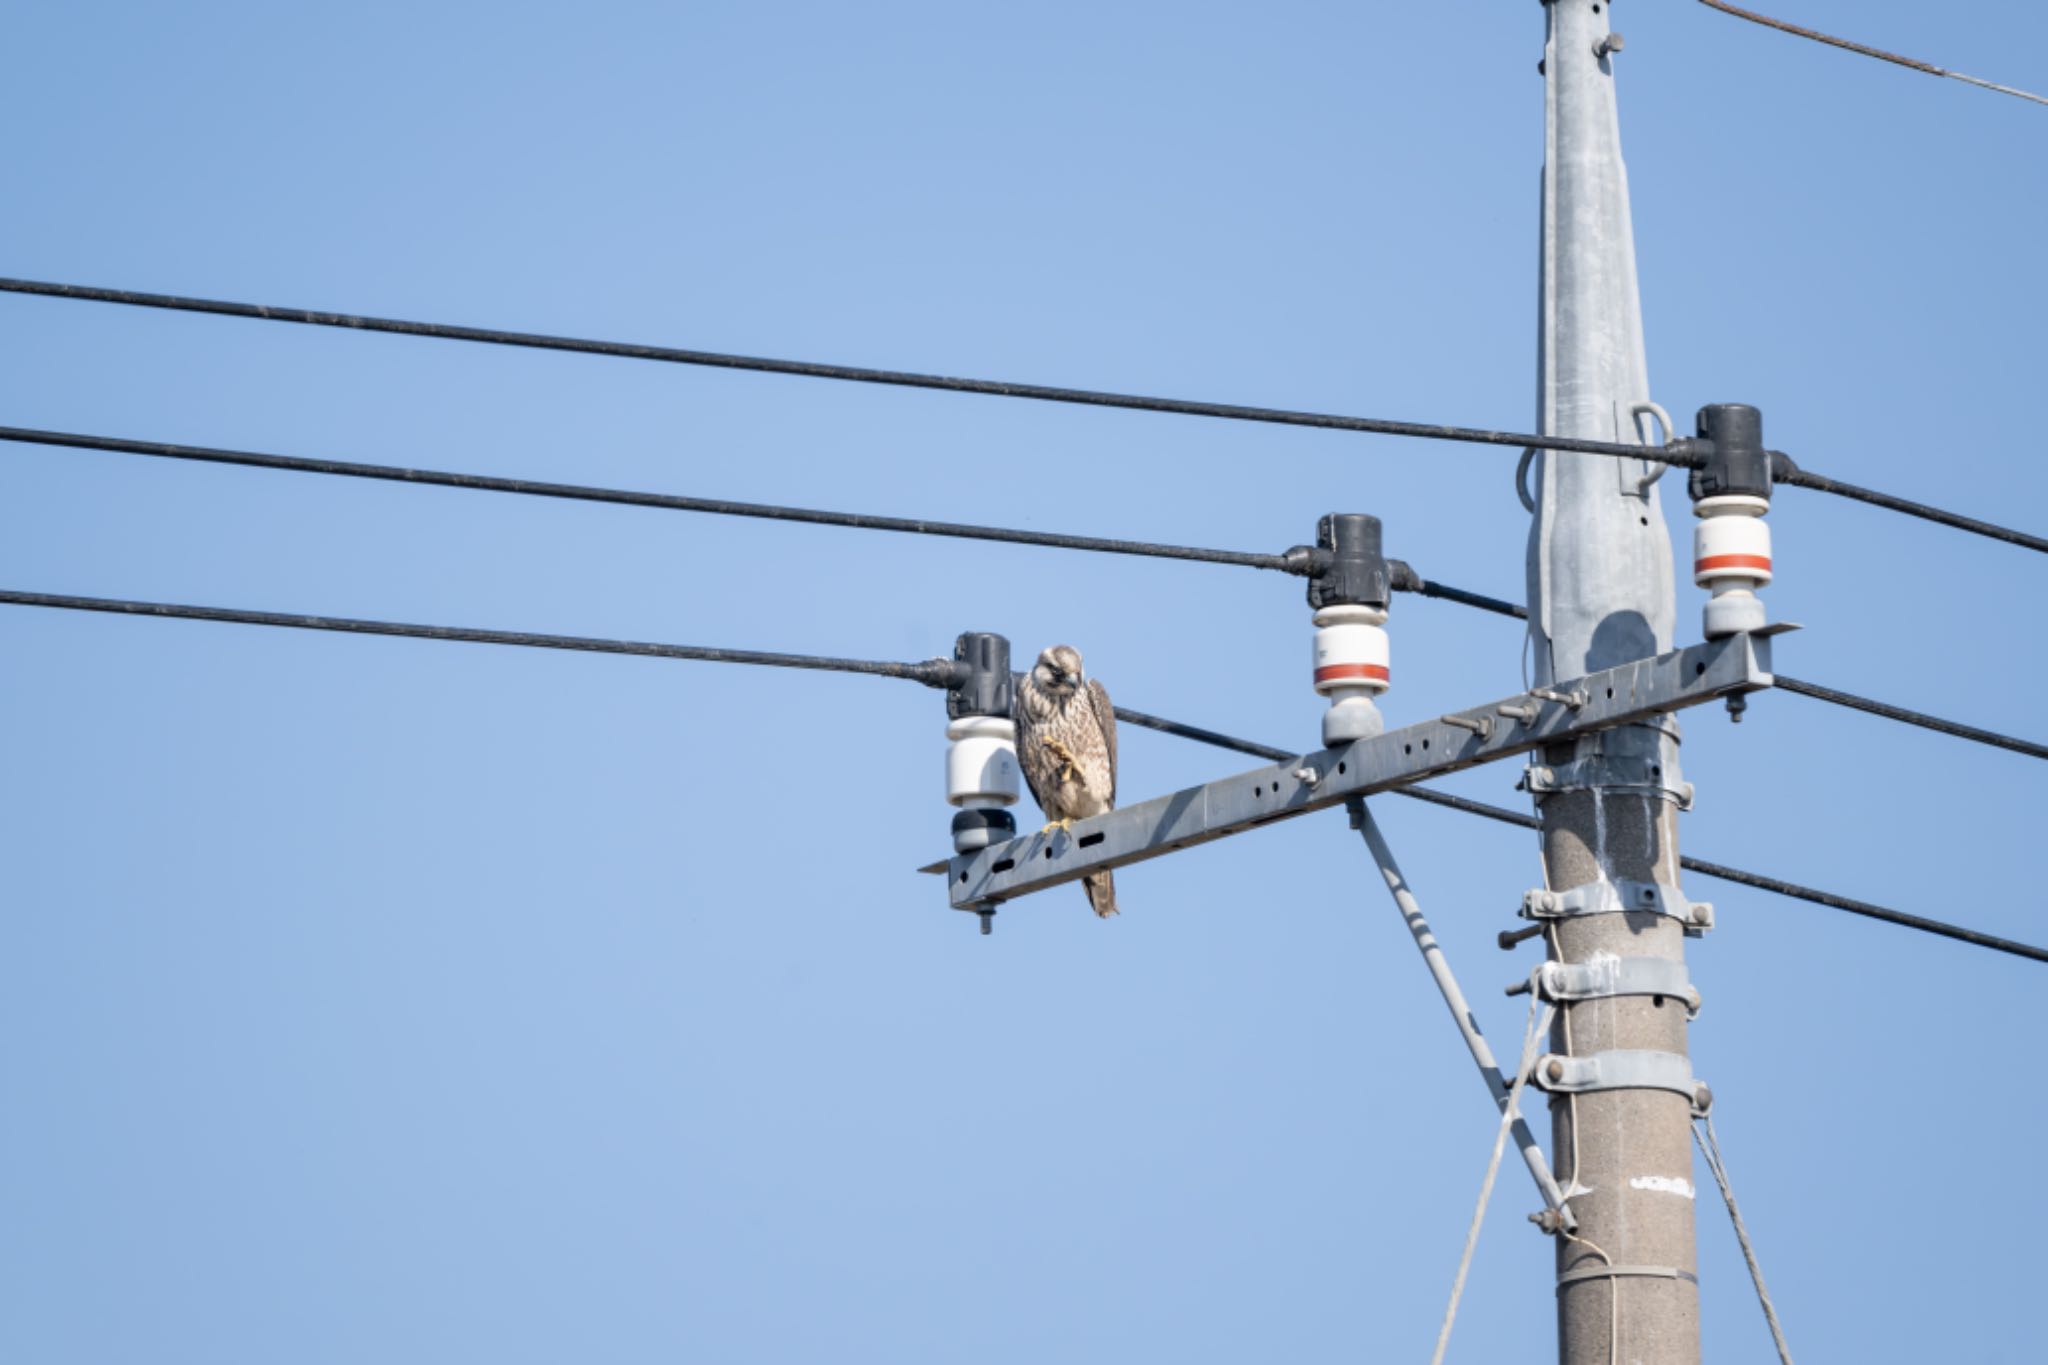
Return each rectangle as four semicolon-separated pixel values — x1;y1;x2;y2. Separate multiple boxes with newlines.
1499;923;1546;950
1595;33;1625;58
1546;1059;1567;1083
978;910;995;936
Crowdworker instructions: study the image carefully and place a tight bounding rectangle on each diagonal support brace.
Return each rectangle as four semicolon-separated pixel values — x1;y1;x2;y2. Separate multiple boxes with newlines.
1351;798;1577;1231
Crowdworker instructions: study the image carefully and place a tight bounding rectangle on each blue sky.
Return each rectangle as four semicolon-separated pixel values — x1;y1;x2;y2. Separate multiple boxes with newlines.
2;2;2043;1361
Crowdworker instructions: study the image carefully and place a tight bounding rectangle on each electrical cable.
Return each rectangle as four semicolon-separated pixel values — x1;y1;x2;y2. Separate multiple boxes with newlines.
1773;465;2048;555
9;276;2042;554
1696;0;2048;108
1108;710;2048;966
1;422;1544;611
1254;563;2048;767
0;425;1297;574
1773;674;2048;763
0;276;1694;467
0;589;960;686
4;587;2039;963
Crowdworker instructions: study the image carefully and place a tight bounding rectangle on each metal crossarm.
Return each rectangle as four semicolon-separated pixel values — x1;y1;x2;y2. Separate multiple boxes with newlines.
947;633;1776;911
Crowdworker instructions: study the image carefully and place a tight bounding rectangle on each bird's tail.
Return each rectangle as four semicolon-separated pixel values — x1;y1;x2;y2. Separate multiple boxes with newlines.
1084;870;1118;918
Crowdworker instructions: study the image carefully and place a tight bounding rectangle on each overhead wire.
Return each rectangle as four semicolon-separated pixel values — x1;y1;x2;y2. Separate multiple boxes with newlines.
1771;464;2048;555
2;586;2039;962
0;276;1676;466
5;275;2041;555
14;421;2044;767
1108;709;2048;966
1771;675;2048;762
1354;563;2048;766
0;422;1520;607
0;589;962;686
1696;0;2048;108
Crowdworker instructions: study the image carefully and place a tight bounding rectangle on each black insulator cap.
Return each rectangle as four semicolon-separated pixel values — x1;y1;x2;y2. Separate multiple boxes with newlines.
1307;513;1391;610
951;807;1017;851
946;631;1014;719
1687;404;1774;502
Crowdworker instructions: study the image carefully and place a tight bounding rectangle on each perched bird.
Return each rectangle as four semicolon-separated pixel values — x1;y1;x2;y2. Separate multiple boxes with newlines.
1015;644;1119;918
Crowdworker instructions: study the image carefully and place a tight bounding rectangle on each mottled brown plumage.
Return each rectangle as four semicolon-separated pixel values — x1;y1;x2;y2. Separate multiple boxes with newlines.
1015;644;1119;918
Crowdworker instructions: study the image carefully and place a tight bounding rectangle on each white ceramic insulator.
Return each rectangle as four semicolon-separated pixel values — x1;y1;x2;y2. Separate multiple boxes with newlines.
1693;495;1771;637
946;716;1020;808
1311;604;1391;698
1692;497;1773;588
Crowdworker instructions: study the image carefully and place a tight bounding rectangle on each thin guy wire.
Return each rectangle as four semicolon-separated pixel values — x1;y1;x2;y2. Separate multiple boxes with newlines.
0;425;1295;573
1108;711;2048;965
0;276;1689;467
1697;0;2048;107
0;590;958;685
1433;995;1554;1365
1694;1115;1796;1364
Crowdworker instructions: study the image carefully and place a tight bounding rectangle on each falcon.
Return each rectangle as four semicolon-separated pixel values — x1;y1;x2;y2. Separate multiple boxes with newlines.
1015;644;1119;918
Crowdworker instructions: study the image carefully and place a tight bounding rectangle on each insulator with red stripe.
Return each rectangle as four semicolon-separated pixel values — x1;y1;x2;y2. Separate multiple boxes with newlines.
1680;403;1777;641
1313;603;1390;745
1693;494;1771;637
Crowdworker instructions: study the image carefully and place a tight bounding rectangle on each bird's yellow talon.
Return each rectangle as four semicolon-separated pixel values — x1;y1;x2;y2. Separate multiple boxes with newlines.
1041;818;1076;836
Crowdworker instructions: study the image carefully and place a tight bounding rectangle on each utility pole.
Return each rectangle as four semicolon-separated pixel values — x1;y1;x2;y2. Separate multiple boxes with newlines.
1527;3;1704;1363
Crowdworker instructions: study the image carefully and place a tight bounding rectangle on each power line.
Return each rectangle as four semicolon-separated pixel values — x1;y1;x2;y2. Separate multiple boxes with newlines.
1336;566;2048;767
1773;675;2048;763
2;585;2037;963
1697;0;2048;108
0;589;958;686
7;276;2042;556
0;425;1297;573
1111;708;2048;967
1773;465;2048;555
0;422;1521;610
0;276;1692;466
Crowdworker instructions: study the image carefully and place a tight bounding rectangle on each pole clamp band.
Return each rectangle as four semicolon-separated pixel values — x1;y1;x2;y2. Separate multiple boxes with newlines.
1532;1049;1707;1111
1556;1264;1700;1293
1520;720;1690;807
1521;880;1714;936
1532;956;1701;1017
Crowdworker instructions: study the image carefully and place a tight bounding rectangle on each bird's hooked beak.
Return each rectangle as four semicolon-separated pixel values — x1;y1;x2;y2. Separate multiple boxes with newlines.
1060;670;1082;688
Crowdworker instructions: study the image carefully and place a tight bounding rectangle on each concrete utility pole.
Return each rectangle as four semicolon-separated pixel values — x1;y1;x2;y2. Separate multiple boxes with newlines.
1528;3;1703;1363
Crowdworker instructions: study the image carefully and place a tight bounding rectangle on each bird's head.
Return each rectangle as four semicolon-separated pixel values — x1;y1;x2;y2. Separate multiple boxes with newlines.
1032;644;1086;695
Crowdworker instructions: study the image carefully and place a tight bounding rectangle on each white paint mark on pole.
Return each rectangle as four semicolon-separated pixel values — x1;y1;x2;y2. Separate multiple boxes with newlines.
1628;1175;1697;1200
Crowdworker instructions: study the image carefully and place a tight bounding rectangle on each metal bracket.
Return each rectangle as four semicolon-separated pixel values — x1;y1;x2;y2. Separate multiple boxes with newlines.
1532;1049;1706;1110
947;633;1775;911
1521;718;1690;807
1520;880;1714;936
1517;956;1701;1017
